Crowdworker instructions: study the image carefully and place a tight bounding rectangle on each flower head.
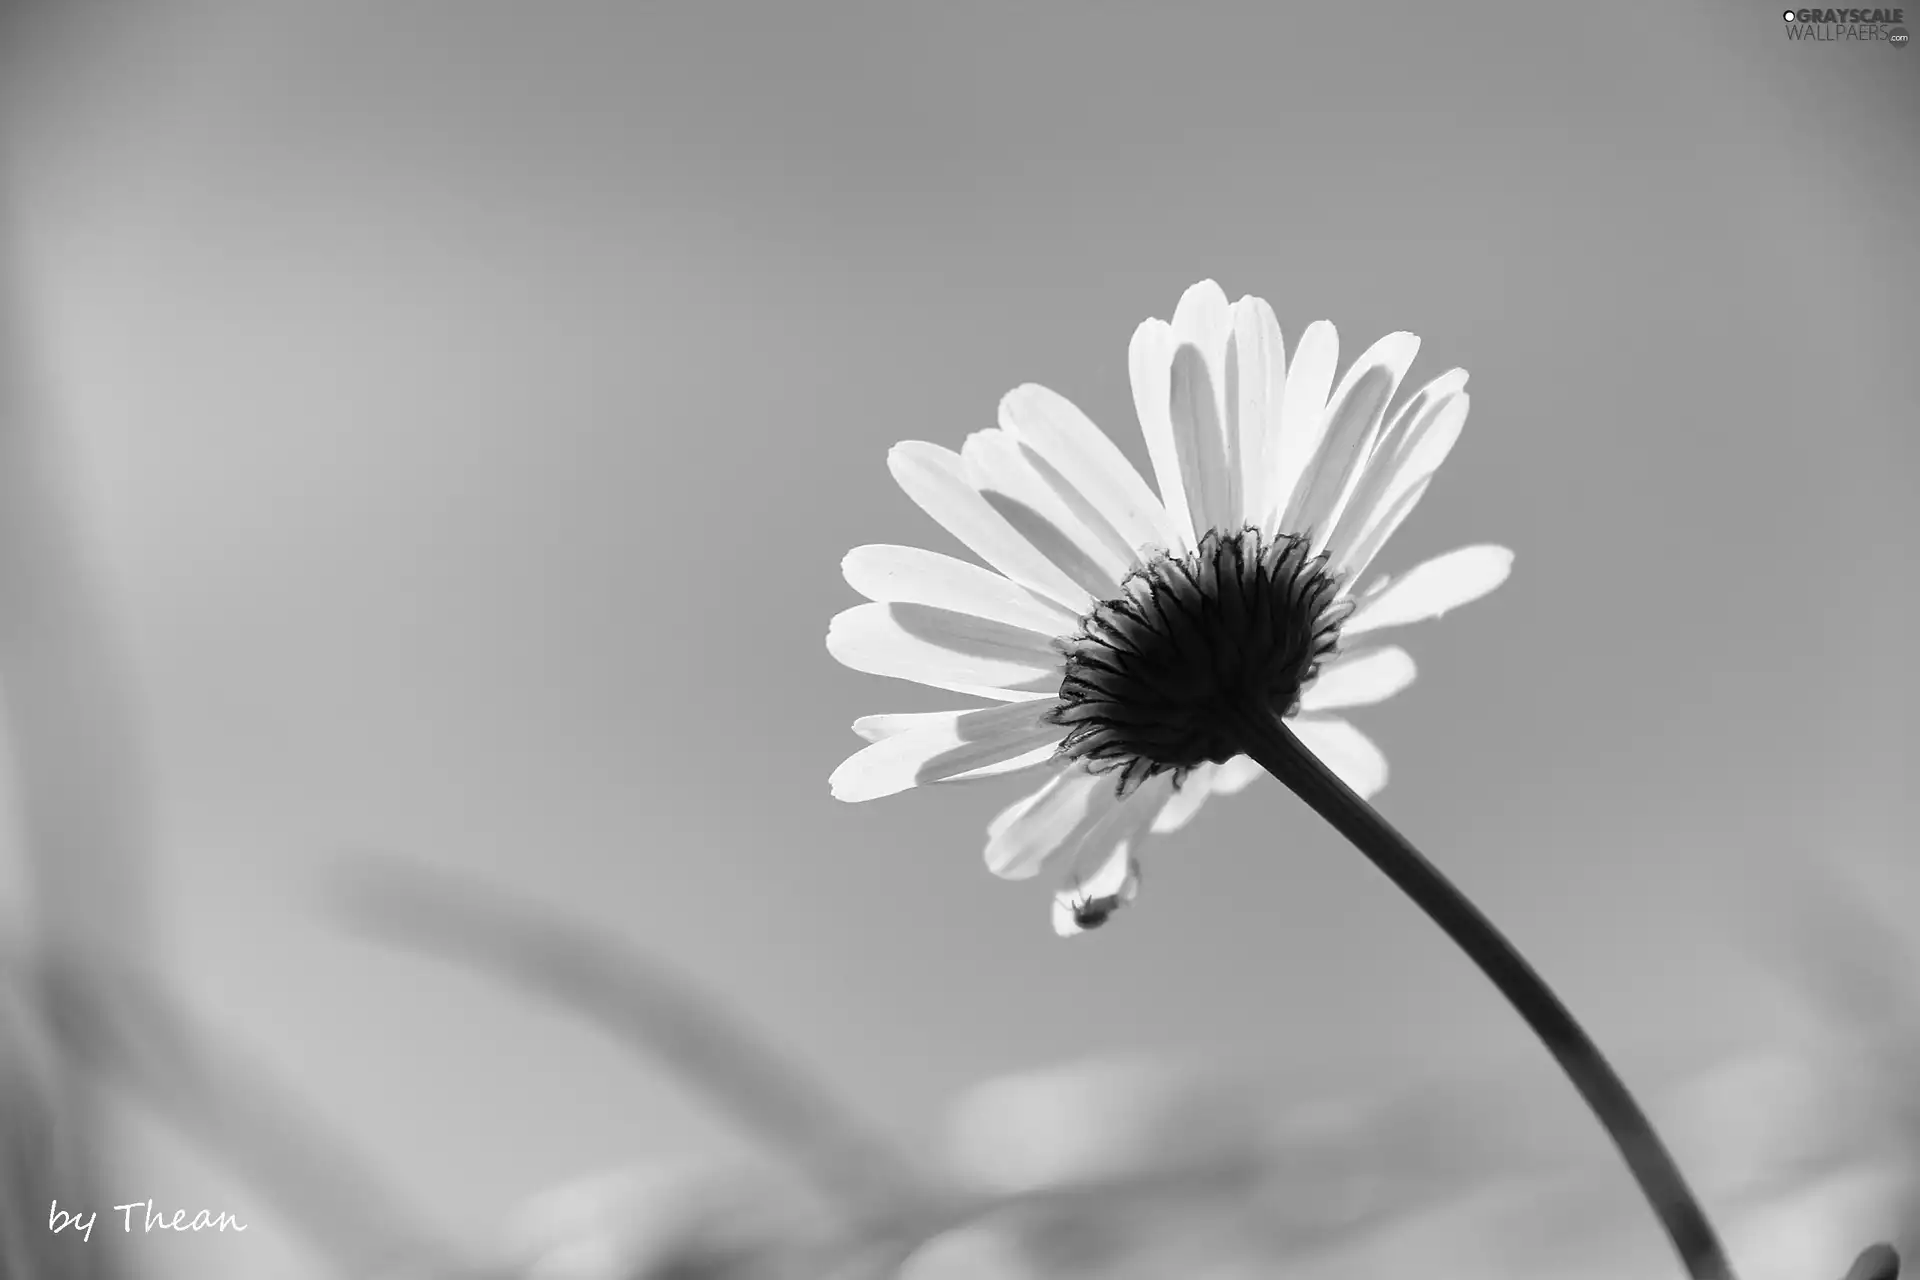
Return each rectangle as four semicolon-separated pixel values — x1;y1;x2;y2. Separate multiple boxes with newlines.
828;281;1512;932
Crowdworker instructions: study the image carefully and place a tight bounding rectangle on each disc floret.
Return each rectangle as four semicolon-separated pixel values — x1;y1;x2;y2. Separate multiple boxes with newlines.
1046;526;1350;794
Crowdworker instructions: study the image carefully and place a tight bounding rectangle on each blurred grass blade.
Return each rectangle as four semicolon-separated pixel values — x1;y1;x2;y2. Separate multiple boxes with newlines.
1843;1243;1904;1274
1845;1243;1901;1280
335;853;936;1231
0;103;150;1277
0;973;99;1280
25;946;462;1278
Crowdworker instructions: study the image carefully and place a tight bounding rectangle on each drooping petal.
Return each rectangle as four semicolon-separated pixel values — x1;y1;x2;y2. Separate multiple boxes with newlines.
842;544;1077;635
1345;546;1514;637
1149;763;1218;834
1298;646;1417;712
1227;296;1286;534
1074;836;1142;901
1323;370;1468;573
1052;838;1142;938
1284;333;1422;550
984;766;1115;880
1169;343;1237;538
889;442;1093;612
830;702;1063;801
1290;717;1390;799
960;430;1128;599
1265;319;1339;531
827;602;1063;697
998;383;1174;562
1059;771;1174;889
1129;319;1196;552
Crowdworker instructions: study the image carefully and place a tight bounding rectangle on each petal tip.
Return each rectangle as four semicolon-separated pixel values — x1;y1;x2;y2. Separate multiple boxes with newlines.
1129;316;1172;348
885;439;944;473
829;754;912;804
1467;543;1517;587
1178;278;1230;305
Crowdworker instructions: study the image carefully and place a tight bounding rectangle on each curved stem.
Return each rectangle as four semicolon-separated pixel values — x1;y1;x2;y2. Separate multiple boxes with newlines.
1229;709;1734;1280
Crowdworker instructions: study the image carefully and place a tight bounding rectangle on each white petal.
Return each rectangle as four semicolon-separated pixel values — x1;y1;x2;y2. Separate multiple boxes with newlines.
939;682;1065;704
1345;545;1514;637
1227;297;1286;533
998;383;1174;562
984;766;1114;881
1149;763;1218;834
1060;772;1173;886
1298;646;1417;712
1078;839;1141;900
889;442;1093;612
1284;332;1421;549
1169;281;1237;528
1382;381;1470;489
1329;388;1470;580
842;544;1077;635
827;602;1062;697
1333;473;1432;598
943;742;1061;784
1265;320;1339;530
960;430;1128;599
1169;279;1234;375
1210;754;1266;796
830;702;1061;801
1128;319;1196;552
852;704;1047;743
1382;378;1466;487
1323;371;1468;574
1290;717;1390;799
1008;443;1138;585
1168;343;1236;537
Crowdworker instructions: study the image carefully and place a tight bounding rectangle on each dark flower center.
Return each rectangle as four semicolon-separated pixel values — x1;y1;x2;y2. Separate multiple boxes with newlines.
1045;526;1349;795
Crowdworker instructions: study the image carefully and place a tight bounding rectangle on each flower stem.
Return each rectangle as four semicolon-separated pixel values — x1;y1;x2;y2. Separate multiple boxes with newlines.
1229;709;1734;1280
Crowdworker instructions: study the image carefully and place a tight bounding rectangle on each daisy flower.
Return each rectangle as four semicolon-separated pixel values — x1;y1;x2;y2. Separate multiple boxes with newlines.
827;279;1510;931
825;280;1738;1279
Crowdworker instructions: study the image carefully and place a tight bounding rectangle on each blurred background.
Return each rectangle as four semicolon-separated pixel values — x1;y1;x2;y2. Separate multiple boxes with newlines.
0;1;1914;1276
